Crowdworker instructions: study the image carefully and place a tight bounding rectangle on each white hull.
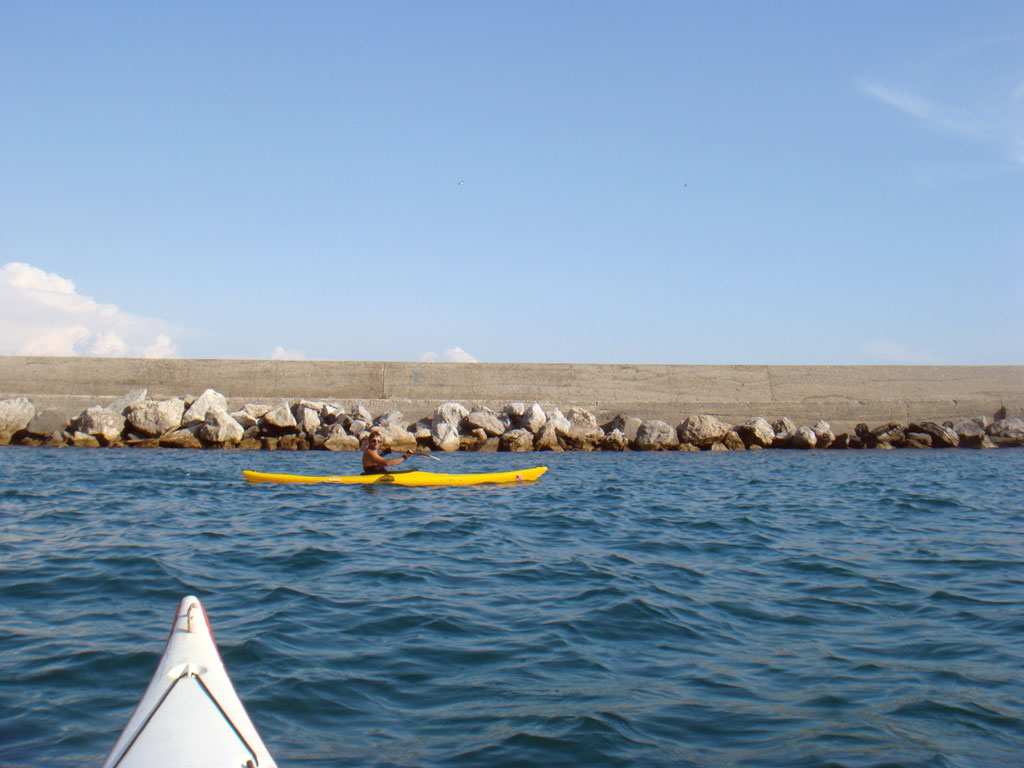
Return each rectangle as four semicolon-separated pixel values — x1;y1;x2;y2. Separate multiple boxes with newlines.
102;596;277;768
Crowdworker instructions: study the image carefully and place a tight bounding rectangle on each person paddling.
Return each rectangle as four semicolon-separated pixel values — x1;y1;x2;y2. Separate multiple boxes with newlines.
362;429;412;474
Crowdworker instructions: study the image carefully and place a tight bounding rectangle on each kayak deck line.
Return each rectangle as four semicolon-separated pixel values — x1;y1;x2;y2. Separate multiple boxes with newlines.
108;667;261;768
101;596;277;768
241;466;548;487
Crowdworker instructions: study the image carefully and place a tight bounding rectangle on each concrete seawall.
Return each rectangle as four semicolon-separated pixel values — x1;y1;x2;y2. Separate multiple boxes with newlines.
2;357;1021;432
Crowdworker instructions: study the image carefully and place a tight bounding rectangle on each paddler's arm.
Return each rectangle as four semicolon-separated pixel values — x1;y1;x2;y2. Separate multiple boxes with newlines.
366;448;410;468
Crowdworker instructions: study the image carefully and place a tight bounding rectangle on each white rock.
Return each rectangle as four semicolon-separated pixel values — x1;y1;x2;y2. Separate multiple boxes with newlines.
75;406;125;445
373;422;417;450
262;401;298;430
182;389;229;426
0;397;35;433
788;426;818;449
678;414;731;448
293;403;322;435
559;407;603;441
432;421;462;452
432;402;468;429
502;403;527;423
636;420;680;450
466;410;506;437
521;403;547;433
126;399;185;437
500;428;535;452
198;407;244;444
735;417;774;448
243;403;272;420
230;410;259;430
811;421;835;449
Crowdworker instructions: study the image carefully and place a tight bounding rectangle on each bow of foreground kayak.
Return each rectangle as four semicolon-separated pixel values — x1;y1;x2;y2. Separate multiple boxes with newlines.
242;466;548;487
102;596;276;768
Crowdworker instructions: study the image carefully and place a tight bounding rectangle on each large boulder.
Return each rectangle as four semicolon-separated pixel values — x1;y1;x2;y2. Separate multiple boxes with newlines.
432;421;461;452
0;397;35;434
375;422;417;451
427;403;463;451
600;428;631;451
374;410;406;428
735;418;774;448
601;415;642;443
904;430;933;449
723;431;746;451
293;401;323;436
160;427;203;449
431;402;467;452
952;419;990;448
788;426;818;449
349;404;374;425
502;402;527;425
811;421;835;449
544;408;571;436
773;417;798;441
987;418;1024;446
347;418;370;437
182;389;229;426
25;410;68;439
126;399;185;437
261;401;299;434
534;409;572;450
520;403;547;433
74;406;126;445
678;414;731;449
432;402;467;429
910;421;959;448
321;424;360;452
466;409;506;437
635;419;680;450
230;410;259;430
533;422;564;451
871;422;907;447
557;407;603;448
232;404;271;430
499;428;535;452
410;418;433;444
319;402;344;424
197;407;244;445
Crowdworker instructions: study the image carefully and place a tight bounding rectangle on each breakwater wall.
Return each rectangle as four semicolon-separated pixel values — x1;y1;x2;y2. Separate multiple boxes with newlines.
1;357;1021;432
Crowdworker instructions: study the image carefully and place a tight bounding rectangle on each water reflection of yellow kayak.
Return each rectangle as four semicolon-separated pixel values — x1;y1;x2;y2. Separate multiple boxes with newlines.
242;466;548;487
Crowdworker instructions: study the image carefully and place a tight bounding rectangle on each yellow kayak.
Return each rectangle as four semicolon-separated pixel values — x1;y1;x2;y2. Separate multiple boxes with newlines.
242;466;548;487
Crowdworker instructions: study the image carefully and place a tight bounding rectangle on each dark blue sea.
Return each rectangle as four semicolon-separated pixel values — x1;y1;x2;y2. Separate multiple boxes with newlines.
1;447;1022;767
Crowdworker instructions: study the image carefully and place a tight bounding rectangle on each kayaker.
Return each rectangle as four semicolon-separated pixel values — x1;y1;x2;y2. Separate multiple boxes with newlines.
362;429;412;474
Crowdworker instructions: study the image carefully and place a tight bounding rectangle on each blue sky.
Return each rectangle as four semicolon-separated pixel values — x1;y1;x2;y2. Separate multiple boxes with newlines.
2;1;1022;364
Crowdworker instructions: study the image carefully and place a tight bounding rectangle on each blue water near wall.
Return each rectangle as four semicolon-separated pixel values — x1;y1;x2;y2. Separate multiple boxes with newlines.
1;447;1022;767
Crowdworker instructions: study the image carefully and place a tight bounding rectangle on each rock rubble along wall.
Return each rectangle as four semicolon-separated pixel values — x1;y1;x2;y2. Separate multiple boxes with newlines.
1;357;1021;433
2;390;1023;451
0;357;1021;452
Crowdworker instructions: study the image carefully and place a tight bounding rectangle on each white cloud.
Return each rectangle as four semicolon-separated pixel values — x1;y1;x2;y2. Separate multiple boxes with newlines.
0;262;181;358
271;345;306;360
144;335;177;359
859;76;1024;166
419;346;478;363
859;82;989;138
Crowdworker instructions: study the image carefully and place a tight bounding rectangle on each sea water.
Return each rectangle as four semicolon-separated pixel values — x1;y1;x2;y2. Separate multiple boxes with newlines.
0;447;1022;767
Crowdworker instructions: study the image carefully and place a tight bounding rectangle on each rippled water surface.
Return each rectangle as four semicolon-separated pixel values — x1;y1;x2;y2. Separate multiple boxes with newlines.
1;447;1023;767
